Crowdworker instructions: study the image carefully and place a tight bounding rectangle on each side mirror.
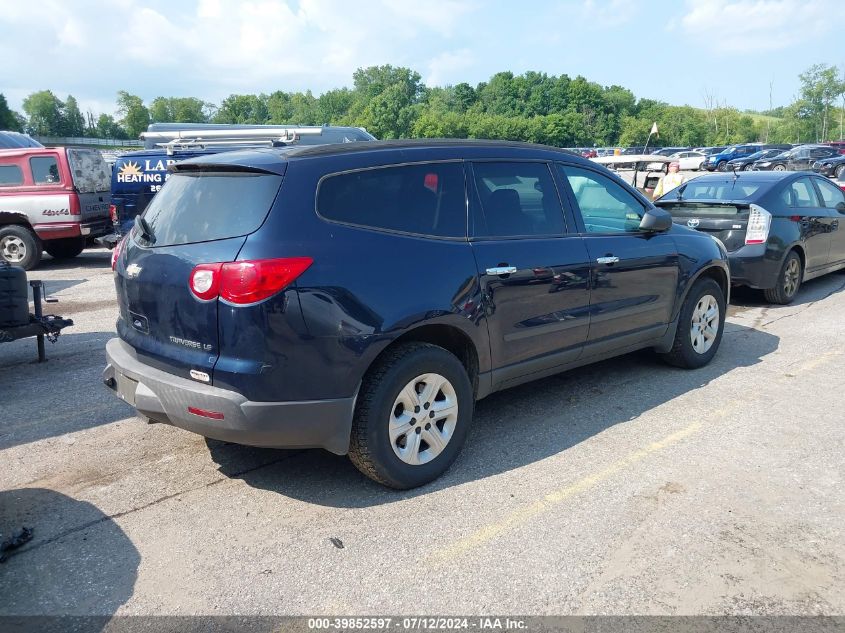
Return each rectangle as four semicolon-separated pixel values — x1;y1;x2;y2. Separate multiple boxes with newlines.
639;207;673;232
836;202;845;213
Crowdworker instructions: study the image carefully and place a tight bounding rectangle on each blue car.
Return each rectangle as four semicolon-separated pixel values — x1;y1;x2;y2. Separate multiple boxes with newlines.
104;140;730;488
704;144;791;172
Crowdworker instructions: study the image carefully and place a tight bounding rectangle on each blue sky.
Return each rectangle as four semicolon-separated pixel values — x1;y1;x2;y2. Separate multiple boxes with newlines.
1;0;841;117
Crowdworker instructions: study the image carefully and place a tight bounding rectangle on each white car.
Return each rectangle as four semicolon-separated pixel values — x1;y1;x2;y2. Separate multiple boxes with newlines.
672;151;707;170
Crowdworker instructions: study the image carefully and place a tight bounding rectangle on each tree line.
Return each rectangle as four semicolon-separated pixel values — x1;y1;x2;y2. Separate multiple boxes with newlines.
2;63;844;148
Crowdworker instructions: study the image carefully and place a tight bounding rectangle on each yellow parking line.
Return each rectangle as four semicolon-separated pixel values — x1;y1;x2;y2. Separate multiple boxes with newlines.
425;420;704;566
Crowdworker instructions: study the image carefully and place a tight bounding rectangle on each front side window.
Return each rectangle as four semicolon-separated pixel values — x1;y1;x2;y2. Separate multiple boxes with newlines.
471;161;564;238
30;156;60;184
559;164;644;233
815;177;845;208
0;164;23;186
317;162;466;238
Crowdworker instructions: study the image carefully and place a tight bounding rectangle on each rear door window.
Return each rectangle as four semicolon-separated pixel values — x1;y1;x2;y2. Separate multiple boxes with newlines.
317;162;466;238
558;164;643;233
782;178;821;208
141;171;283;247
30;156;61;184
470;161;564;237
0;164;23;186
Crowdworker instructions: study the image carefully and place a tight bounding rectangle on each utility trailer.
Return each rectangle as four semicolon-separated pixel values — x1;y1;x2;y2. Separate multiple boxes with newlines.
0;262;73;362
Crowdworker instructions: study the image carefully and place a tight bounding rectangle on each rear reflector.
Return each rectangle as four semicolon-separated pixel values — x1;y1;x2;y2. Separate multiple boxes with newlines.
745;204;771;245
189;257;313;305
188;406;224;420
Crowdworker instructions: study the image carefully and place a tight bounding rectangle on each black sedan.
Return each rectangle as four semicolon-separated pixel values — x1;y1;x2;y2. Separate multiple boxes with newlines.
812;154;845;179
727;148;788;171
753;145;840;171
655;172;845;304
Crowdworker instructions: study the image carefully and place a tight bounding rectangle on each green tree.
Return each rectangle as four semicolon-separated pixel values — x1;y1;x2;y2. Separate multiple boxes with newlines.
62;95;85;136
0;94;23;131
798;63;845;141
213;94;268;124
149;97;209;123
116;91;150;138
95;114;127;139
22;90;65;135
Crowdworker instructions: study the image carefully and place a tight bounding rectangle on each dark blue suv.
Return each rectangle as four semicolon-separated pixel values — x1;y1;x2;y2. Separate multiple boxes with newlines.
104;140;730;488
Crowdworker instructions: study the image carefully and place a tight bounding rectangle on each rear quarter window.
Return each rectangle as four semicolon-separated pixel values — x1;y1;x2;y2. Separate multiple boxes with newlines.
141;171;283;247
30;156;61;184
0;164;23;186
317;162;466;238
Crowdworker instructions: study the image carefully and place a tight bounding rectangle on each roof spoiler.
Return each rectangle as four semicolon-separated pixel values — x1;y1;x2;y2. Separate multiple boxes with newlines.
140;127;324;155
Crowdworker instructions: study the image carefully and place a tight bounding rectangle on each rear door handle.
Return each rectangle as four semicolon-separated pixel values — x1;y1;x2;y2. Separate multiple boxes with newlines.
596;256;619;265
486;266;517;276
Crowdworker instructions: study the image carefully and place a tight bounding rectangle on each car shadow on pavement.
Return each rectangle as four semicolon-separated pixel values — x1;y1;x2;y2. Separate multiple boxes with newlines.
0;488;139;623
729;271;845;309
206;321;780;507
37;249;112;272
0;332;134;450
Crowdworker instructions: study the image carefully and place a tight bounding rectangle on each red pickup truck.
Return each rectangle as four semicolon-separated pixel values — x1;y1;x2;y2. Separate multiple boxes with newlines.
0;146;111;269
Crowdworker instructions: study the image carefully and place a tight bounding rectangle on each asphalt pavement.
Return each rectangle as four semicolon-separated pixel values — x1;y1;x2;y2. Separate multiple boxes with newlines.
1;248;843;616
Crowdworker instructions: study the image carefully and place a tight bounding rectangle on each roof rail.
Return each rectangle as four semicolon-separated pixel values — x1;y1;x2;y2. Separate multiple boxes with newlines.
140;127;324;155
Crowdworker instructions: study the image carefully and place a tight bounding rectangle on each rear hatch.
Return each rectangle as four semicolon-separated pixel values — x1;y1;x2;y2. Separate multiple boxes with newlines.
114;162;285;379
67;149;111;220
657;201;749;251
655;178;774;251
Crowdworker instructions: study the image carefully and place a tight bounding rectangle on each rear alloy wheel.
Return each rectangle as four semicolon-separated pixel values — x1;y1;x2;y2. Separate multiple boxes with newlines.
45;236;85;259
764;251;802;305
660;277;725;369
0;225;42;270
835;164;845;179
349;342;473;489
772;164;786;172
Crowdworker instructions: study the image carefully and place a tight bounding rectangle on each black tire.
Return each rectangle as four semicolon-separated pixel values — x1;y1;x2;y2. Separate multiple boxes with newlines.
348;342;474;489
763;250;802;305
45;236;85;259
835;164;845;179
660;277;726;369
0;225;42;270
716;160;727;172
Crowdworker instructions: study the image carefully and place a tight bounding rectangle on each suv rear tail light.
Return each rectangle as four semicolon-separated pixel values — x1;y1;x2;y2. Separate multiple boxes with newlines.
189;257;313;304
69;193;81;216
109;204;118;223
111;235;127;271
745;204;771;245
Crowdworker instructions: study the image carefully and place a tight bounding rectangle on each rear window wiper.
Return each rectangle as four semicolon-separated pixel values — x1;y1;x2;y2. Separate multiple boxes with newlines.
135;214;155;244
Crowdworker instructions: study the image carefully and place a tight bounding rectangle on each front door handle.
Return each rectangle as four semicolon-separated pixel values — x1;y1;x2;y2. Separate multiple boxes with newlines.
596;256;619;265
486;266;517;276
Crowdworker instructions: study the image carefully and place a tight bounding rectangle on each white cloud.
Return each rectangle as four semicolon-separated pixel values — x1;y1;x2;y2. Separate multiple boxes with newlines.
580;0;637;28
0;0;480;112
426;49;475;87
680;0;836;52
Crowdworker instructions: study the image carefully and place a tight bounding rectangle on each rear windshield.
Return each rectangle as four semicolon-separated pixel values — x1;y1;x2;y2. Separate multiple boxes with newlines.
141;171;282;247
67;149;111;192
670;180;764;201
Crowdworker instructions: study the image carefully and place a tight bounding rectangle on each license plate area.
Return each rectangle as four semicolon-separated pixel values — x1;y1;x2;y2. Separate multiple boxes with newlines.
116;372;138;406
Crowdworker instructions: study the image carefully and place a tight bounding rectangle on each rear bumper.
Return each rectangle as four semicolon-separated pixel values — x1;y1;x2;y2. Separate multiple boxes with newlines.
33;219;111;241
727;244;780;289
103;338;355;454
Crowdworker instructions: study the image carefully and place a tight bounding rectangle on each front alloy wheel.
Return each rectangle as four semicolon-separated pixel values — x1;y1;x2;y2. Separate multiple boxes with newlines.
689;294;720;354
